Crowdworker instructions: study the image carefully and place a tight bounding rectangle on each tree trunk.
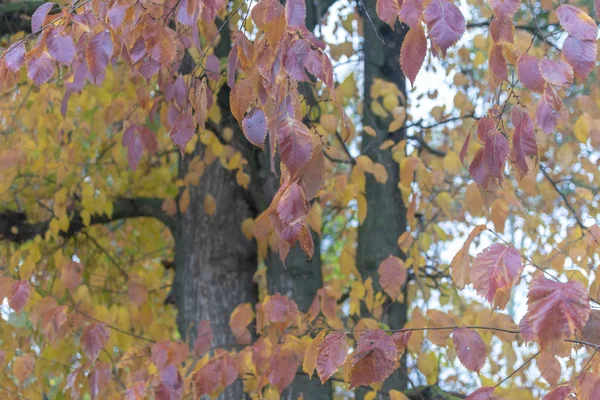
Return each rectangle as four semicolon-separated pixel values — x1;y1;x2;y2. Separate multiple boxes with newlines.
358;0;410;396
173;158;258;399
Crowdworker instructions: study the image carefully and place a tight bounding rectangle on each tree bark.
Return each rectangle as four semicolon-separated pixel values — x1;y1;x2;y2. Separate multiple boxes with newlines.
357;0;409;396
173;156;258;399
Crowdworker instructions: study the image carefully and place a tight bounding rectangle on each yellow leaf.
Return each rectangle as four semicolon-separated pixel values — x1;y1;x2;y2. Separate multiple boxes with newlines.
264;387;280;400
364;126;377;137
364;391;378;400
371;163;389;184
390;390;410;400
302;330;327;378
574;113;590;143
357;193;367;225
417;352;439;385
204;194;217;216
443;151;462;175
309;202;322;236
241;218;254;240
179;188;190;213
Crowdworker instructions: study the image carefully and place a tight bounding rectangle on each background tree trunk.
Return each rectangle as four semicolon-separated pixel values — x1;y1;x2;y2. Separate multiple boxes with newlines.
358;0;410;396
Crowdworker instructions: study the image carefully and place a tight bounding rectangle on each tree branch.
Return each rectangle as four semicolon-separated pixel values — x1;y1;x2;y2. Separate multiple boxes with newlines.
0;197;175;244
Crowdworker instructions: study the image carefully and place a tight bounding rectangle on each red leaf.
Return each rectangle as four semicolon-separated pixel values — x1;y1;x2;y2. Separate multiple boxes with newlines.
220;353;238;388
483;129;509;180
193;360;220;396
517;53;545;93
349;329;397;388
316;332;349;383
268;345;302;392
108;2;129;28
465;386;495;400
298;148;325;200
61;262;83;292
86;31;114;84
556;5;598;41
490;16;515;44
285;0;306;29
391;331;412;357
424;0;465;56
519;277;590;346
27;51;55;86
489;44;507;81
81;323;110;362
177;0;198;26
452;327;487;373
562;36;597;80
377;0;401;28
32;2;55;33
88;362;111;400
146;27;177;66
127;131;144;170
535;85;562;134
400;23;427;86
476;116;495;142
542;385;572;400
471;243;523;309
242;108;268;149
510;107;537;178
169;112;195;154
229;303;254;344
277;118;313;177
538;350;561;386
468;148;499;206
399;0;424;28
193;320;213;354
5;42;26;72
283;39;311;81
275;182;309;244
539;58;573;86
9;280;30;312
489;0;519;19
378;255;407;298
47;29;75;65
230;79;256;123
139;126;158;154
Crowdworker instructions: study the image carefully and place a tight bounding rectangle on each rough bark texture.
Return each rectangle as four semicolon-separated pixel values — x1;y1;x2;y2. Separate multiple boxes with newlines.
357;0;410;396
173;157;257;399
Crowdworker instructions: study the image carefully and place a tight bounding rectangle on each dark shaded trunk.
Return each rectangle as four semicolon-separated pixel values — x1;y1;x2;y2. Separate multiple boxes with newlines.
357;0;409;396
173;158;258;399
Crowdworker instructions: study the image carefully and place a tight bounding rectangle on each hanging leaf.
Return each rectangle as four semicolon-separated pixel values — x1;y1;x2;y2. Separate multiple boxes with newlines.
562;36;597;80
378;255;407;299
349;330;397;388
86;31;114;84
377;0;401;28
316;332;348;383
471;243;523;309
519;277;590;346
81;323;110;362
400;23;427;86
556;5;598;41
169;112;195;154
424;0;466;56
510;107;537;178
452;327;487;373
242;108;268;149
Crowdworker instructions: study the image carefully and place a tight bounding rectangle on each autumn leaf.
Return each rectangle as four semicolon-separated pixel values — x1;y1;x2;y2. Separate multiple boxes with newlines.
86;31;114;84
9;280;30;312
424;0;466;56
81;323;110;362
542;385;572;400
471;243;523;309
170;112;196;154
400;23;427;86
242;108;268;149
378;255;407;299
450;224;487;289
376;0;401;28
316;331;349;383
556;5;598;41
510;107;537;178
465;386;495;400
519;277;590;346
303;330;327;378
13;353;35;384
349;329;397;388
452;327;487;373
194;320;213;354
229;303;254;344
